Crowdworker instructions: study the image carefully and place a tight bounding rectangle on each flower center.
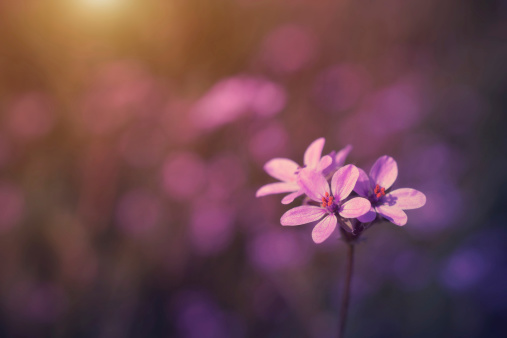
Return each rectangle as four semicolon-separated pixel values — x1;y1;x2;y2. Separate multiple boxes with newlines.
321;192;334;208
373;184;386;200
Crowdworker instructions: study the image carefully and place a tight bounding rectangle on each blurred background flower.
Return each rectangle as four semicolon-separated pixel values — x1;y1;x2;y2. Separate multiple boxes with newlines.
0;0;506;337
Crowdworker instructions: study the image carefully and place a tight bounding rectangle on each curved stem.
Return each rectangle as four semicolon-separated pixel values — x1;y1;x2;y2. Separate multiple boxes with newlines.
338;243;354;338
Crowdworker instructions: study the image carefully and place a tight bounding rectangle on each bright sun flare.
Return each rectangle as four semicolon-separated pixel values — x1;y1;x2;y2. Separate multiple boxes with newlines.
80;0;121;9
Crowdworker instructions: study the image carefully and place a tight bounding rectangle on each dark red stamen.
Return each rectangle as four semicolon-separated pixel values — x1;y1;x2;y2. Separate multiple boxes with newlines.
327;195;333;207
374;184;386;199
321;193;334;208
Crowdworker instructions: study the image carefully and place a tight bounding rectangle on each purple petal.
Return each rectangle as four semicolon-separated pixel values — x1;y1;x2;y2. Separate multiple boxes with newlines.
317;155;333;173
386;188;426;210
339;197;371;218
331;164;359;201
297;169;330;202
357;206;377;223
263;158;300;182
281;190;304;204
311;214;337;244
353;167;370;197
321;151;336;177
376;205;407;226
334;144;352;167
369;155;398;190
321;145;353;177
256;182;299;197
280;205;326;226
303;137;325;168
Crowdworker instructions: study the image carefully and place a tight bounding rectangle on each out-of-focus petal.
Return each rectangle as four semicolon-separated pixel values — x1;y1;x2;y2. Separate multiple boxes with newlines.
334;144;352;167
339;197;371;218
264;158;299;182
357;206;377;223
353;167;370;197
321;151;335;177
256;182;299;197
369;155;398;190
280;205;326;226
311;214;337;244
303;137;325;168
322;145;353;177
376;205;407;226
281;190;304;204
331;164;359;201
322;145;352;177
386;188;426;210
317;155;333;172
297;169;329;202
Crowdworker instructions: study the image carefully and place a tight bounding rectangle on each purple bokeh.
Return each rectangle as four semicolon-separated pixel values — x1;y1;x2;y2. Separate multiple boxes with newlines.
0;0;504;337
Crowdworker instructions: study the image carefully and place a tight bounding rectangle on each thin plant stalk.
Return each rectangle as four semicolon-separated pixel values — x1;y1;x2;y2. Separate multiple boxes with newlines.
338;242;354;338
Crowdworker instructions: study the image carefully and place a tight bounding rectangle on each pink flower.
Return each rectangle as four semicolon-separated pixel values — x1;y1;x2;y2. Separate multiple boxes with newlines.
256;138;351;204
354;155;426;226
280;165;371;243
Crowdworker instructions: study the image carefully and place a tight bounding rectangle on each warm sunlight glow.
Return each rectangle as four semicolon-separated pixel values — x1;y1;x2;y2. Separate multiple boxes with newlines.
80;0;121;10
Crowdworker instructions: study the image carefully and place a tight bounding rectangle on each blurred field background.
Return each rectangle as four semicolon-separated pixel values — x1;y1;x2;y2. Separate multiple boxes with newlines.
1;0;507;337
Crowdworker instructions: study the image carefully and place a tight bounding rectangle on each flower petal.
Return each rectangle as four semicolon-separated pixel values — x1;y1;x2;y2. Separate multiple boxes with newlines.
281;190;304;205
353;167;370;197
386;188;426;210
317;155;333;173
312;214;337;244
376;205;407;226
369;155;398;190
297;169;330;202
280;205;327;226
303;137;325;168
334;144;352;167
256;182;299;197
357;206;377;223
321;145;353;177
264;158;300;183
339;197;371;218
331;164;359;201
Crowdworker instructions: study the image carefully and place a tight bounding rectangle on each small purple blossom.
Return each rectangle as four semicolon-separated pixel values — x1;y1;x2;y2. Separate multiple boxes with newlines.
354;155;426;226
256;138;351;204
280;165;371;243
256;139;426;244
255;141;427;337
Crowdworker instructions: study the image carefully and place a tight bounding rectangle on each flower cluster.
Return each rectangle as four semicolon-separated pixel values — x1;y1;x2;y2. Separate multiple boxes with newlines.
256;138;426;244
